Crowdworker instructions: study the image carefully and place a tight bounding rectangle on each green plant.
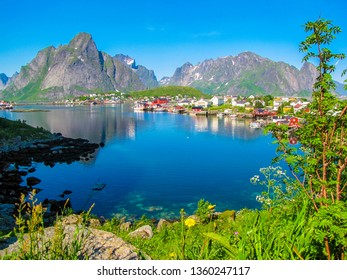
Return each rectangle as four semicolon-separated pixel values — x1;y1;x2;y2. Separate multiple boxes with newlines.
265;18;347;259
195;199;216;223
2;191;92;260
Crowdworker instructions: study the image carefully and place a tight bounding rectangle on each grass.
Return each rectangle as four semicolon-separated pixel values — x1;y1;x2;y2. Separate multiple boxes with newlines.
0;117;52;142
1;193;346;260
127;86;210;99
1;192;92;260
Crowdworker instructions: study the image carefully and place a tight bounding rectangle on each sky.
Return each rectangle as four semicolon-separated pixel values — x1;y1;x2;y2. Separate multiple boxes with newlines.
1;0;346;82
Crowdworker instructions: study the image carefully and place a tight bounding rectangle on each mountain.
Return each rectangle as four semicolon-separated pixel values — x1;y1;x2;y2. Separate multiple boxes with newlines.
160;52;320;96
336;81;347;96
1;33;158;100
0;73;9;90
113;54;158;88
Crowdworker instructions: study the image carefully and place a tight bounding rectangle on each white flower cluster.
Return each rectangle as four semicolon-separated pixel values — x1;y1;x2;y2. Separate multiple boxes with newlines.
250;175;260;184
256;195;272;205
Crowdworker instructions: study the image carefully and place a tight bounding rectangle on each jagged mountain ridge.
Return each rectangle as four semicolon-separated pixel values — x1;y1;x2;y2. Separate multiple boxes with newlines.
113;54;158;89
1;35;346;100
1;33;158;100
0;73;9;90
160;52;320;96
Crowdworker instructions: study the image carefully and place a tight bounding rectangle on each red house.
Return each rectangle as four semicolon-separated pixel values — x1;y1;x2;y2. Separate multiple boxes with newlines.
152;98;168;106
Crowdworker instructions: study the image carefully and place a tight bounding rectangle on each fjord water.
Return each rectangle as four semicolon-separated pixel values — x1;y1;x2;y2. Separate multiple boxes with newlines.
1;104;276;219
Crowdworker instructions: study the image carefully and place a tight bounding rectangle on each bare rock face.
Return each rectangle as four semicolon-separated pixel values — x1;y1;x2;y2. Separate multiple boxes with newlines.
160;52;321;96
1;33;157;100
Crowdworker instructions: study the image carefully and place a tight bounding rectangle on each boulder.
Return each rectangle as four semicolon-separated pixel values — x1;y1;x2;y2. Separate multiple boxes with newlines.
128;225;153;239
157;218;169;232
0;204;16;232
0;225;141;260
120;221;132;232
26;176;41;187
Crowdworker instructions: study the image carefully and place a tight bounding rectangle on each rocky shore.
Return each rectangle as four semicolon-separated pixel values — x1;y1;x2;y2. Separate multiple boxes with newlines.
0;133;100;233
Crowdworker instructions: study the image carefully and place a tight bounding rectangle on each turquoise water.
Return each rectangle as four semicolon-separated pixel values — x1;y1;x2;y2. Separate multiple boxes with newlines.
1;104;277;219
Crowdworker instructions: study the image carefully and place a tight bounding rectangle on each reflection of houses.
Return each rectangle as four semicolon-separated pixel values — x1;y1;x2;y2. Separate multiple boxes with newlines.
194;116;208;131
210;117;219;133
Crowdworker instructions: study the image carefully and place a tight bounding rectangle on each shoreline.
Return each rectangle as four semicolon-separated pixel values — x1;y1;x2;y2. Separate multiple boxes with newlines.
0;129;101;232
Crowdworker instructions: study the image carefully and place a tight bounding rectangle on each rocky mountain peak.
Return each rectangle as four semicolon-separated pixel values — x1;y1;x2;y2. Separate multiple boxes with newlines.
0;33;157;100
0;73;9;90
162;52;323;96
114;54;137;69
68;32;94;49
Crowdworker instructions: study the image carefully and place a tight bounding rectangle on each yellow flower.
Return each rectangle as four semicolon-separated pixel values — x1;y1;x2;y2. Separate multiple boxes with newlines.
208;204;216;210
169;252;177;259
184;218;196;228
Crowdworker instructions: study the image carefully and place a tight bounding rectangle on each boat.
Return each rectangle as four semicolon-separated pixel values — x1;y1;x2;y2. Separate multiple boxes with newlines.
92;182;106;190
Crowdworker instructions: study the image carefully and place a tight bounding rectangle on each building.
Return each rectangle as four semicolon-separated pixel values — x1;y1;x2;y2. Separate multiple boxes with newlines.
195;99;210;108
210;96;225;106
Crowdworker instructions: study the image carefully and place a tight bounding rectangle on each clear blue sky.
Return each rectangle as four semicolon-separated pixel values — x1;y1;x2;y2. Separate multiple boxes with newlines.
1;0;346;82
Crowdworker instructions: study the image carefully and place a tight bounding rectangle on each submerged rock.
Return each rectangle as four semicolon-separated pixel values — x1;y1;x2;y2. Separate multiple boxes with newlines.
26;176;41;187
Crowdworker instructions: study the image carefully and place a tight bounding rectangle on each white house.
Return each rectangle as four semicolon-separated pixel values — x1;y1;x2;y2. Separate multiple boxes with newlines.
177;99;192;106
235;100;250;108
211;96;225;106
195;99;210;108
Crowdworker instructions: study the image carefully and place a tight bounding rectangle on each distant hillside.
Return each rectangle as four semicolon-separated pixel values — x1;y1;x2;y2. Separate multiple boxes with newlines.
160;52;318;97
336;81;347;96
1;33;158;101
128;86;209;99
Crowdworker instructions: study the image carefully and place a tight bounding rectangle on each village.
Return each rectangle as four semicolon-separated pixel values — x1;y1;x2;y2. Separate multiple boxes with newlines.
129;93;310;129
1;92;311;130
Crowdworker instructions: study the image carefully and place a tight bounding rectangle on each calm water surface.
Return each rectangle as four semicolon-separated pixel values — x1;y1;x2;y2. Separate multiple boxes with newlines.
1;104;277;219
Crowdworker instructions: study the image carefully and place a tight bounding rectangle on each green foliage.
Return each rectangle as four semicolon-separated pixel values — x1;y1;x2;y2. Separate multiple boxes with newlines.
2;192;92;260
195;199;216;223
265;18;347;259
0;117;52;141
128;86;209;99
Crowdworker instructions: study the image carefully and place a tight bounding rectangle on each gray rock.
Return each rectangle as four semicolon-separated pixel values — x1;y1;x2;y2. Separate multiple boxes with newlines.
157;218;169;232
26;176;41;187
0;225;141;260
129;225;153;239
120;221;132;232
0;204;16;232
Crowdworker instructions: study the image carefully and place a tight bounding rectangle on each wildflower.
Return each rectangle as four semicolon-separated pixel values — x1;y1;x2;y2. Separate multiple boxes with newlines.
234;231;239;235
184;218;196;228
169;252;177;259
208;204;216;210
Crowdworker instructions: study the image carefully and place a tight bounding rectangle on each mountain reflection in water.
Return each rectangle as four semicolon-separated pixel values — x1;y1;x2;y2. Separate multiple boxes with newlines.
0;104;274;219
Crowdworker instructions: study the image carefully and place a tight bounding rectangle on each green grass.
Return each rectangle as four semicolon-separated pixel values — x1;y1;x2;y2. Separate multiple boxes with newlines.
2;191;346;260
127;86;210;99
0;117;52;141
